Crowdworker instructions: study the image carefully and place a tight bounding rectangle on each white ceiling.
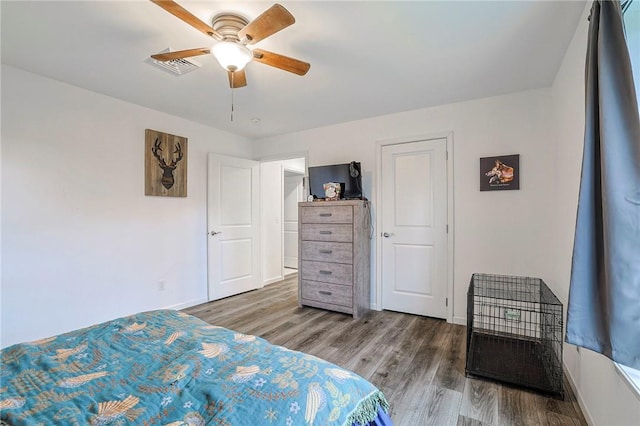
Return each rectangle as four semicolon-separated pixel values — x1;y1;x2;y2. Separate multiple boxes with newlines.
1;1;586;139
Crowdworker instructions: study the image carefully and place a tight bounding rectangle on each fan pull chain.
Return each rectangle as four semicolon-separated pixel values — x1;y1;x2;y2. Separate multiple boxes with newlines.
231;72;234;122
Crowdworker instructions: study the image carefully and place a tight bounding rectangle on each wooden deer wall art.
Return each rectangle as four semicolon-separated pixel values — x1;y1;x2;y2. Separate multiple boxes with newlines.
145;129;188;197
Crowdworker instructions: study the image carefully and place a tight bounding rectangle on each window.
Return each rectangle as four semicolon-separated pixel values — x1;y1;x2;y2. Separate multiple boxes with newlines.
617;364;640;397
623;0;639;104
617;0;640;398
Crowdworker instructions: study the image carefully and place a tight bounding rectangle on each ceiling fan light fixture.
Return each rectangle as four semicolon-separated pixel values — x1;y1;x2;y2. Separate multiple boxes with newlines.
211;41;252;72
150;2;309;88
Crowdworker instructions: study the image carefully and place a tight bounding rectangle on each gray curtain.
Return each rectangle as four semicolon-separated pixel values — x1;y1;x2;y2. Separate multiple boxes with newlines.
566;0;640;369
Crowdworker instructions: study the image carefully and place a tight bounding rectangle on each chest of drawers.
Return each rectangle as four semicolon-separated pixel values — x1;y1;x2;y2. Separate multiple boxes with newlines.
298;200;370;319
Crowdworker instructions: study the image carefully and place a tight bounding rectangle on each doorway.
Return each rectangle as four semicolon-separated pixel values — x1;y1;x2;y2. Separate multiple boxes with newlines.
260;157;306;285
283;170;305;274
376;136;453;320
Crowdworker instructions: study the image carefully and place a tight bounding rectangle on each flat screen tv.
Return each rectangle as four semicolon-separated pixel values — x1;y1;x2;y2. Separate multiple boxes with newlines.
308;162;363;200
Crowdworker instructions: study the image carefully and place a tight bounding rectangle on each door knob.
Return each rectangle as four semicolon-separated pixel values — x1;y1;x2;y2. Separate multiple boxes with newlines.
210;231;222;236
382;232;394;238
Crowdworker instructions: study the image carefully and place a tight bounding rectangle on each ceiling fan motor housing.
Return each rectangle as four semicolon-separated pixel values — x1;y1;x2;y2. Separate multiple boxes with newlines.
212;13;249;42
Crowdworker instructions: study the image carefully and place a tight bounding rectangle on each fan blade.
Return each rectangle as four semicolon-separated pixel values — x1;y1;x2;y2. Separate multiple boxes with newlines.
151;48;211;61
228;70;247;88
238;4;295;45
150;0;222;40
252;49;310;76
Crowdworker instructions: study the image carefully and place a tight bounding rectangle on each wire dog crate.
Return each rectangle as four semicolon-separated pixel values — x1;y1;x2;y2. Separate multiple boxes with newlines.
466;273;564;399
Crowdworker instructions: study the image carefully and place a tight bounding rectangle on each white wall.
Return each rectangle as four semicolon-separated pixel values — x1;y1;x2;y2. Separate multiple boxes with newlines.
550;3;640;424
260;158;305;285
1;65;253;348
254;88;557;322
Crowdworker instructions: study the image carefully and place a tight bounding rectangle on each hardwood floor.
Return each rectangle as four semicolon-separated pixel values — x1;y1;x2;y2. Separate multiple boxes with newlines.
183;274;587;426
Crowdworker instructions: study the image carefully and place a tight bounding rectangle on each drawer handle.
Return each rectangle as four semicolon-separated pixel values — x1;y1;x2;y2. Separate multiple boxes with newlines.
319;250;333;254
319;290;332;296
319;270;333;275
319;231;333;235
319;213;332;217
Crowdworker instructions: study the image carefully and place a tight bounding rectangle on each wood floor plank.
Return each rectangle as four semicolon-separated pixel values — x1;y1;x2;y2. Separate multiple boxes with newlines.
460;378;498;425
369;316;422;395
535;391;586;426
384;317;450;418
274;309;346;349
498;386;545;426
433;324;467;392
183;274;587;426
419;385;463;426
340;314;406;377
290;313;354;354
262;310;333;347
538;411;583;426
396;318;449;387
457;415;492;426
556;376;588;426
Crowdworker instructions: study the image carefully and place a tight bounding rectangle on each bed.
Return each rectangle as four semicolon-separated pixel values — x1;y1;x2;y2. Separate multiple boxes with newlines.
0;309;392;425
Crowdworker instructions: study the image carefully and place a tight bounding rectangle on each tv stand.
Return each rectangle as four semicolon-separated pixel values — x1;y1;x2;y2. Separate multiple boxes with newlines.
297;200;370;319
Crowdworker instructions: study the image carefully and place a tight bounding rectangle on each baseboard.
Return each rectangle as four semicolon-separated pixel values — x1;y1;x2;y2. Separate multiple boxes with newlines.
453;315;466;326
263;276;283;286
563;360;595;426
165;297;208;311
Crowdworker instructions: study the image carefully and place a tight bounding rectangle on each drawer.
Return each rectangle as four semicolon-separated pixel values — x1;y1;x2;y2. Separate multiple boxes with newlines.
301;280;353;307
301;206;353;224
301;241;353;264
301;224;352;242
301;260;353;285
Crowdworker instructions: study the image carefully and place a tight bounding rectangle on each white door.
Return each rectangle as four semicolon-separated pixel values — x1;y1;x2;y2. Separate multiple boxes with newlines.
381;139;448;318
208;153;260;300
283;173;304;269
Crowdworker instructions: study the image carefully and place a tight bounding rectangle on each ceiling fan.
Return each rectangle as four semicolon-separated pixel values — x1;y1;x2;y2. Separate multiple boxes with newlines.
150;0;310;88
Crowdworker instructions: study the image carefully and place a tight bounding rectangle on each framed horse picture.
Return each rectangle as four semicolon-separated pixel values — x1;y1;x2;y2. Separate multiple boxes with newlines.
480;154;520;191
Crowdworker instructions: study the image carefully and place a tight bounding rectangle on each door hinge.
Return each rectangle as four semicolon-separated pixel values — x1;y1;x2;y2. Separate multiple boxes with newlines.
445;151;448;160
446;224;449;234
446;298;448;307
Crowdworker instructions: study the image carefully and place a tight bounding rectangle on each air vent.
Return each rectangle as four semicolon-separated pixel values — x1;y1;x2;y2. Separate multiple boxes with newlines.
146;48;202;75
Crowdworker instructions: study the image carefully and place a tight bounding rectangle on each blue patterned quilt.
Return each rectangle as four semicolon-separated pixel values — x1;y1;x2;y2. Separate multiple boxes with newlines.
0;310;390;425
